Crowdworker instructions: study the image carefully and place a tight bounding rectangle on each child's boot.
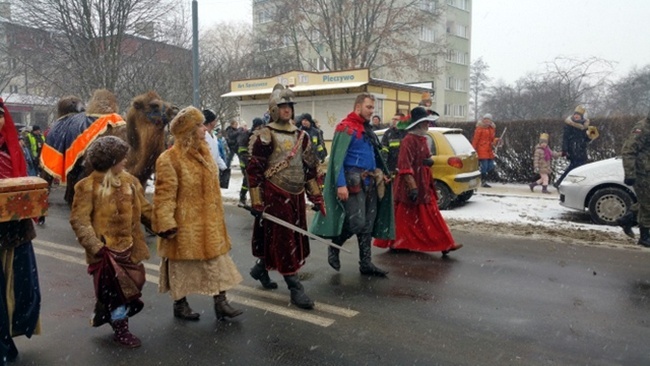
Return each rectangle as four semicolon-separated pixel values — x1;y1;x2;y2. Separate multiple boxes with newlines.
541;185;550;194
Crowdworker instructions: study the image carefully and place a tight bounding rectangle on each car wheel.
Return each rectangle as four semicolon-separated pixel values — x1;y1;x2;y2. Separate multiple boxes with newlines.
587;187;633;225
435;181;454;210
456;190;473;203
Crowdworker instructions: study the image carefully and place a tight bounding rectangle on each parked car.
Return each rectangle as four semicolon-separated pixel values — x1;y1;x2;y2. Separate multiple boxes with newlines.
375;127;480;209
558;157;636;225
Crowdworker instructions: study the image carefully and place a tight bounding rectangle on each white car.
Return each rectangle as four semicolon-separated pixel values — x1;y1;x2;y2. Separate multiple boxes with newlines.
558;157;636;225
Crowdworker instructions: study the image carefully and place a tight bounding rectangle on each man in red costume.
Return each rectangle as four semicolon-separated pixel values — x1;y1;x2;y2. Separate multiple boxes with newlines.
246;84;325;309
374;106;463;256
0;99;42;364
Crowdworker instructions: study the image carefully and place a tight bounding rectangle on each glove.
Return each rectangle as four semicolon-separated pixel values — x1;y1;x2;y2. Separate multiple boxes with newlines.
422;158;434;167
624;178;636;186
309;195;327;216
158;228;178;239
408;189;418;202
250;205;264;219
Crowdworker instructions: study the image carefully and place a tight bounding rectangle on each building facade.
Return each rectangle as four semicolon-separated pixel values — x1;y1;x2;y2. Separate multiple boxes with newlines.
251;0;471;122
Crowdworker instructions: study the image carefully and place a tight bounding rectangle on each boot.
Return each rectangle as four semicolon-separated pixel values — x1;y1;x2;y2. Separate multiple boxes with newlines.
358;234;388;277
250;260;278;289
90;301;110;327
110;318;141;348
284;275;314;310
481;174;491;188
639;227;650;248
327;246;341;271
541;185;551;194
213;292;243;320
238;191;247;207
441;243;464;257
616;211;637;238
173;297;200;321
529;182;537;192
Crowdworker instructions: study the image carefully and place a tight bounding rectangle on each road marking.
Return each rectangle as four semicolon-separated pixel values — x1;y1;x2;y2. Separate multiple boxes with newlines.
233;285;359;318
33;243;356;327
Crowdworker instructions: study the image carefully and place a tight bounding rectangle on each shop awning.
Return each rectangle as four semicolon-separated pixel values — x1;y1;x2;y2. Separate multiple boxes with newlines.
221;81;368;98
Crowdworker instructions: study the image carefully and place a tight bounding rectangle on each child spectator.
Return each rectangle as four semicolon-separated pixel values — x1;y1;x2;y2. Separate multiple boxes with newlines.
529;133;561;194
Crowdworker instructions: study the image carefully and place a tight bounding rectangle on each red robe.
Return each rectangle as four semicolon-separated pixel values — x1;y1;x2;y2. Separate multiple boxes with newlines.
374;132;456;252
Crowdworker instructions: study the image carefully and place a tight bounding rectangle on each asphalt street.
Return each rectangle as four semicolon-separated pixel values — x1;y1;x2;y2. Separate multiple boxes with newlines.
10;186;650;365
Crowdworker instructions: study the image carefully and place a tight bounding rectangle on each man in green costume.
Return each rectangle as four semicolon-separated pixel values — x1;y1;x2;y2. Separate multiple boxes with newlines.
310;93;394;277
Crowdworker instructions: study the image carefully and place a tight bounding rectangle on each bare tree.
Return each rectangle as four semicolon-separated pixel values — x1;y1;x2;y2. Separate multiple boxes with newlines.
262;0;444;77
200;22;256;125
481;57;614;121
469;57;490;121
604;65;650;117
12;0;185;106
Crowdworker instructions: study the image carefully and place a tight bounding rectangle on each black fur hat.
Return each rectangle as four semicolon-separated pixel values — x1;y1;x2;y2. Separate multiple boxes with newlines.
86;136;129;172
203;109;217;124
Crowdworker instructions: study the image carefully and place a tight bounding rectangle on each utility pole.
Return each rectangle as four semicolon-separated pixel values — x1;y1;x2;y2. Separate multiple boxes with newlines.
192;0;200;107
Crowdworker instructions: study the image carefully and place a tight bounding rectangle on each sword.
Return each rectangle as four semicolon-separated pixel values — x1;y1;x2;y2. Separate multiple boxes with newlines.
241;205;351;253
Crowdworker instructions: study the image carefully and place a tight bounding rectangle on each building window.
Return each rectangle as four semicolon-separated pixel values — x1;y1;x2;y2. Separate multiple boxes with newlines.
454;104;466;117
9;85;18;93
257;9;273;24
456;24;469;38
447;0;454;6
420;0;436;12
444;103;452;116
419;26;435;43
457;0;470;11
419;58;435;73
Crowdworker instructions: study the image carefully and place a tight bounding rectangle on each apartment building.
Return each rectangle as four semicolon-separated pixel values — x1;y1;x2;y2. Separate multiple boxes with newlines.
252;0;471;122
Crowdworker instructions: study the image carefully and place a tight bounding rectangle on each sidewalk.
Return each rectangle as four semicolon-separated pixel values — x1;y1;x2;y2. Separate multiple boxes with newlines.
475;182;559;200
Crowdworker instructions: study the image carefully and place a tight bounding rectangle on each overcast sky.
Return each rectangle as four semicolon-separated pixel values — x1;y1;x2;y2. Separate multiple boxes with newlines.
194;0;650;83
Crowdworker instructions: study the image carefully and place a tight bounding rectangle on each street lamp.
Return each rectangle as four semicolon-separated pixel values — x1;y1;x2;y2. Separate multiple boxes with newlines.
192;0;200;107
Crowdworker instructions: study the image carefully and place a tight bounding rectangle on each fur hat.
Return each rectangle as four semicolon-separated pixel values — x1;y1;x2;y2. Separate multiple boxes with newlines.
86;136;129;172
170;106;204;139
574;105;586;117
405;106;439;130
203;109;217;124
301;113;314;125
539;133;549;142
483;113;493;121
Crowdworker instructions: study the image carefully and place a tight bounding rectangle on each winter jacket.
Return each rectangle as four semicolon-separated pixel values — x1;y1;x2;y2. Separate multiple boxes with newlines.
472;120;497;159
533;144;561;175
561;116;591;162
70;171;152;265
153;138;231;261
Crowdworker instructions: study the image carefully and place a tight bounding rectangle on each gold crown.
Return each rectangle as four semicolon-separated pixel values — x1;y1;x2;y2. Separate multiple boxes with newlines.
574;105;586;116
539;133;549;141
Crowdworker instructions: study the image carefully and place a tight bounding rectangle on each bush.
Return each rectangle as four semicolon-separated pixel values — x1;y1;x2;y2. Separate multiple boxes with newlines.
439;116;642;183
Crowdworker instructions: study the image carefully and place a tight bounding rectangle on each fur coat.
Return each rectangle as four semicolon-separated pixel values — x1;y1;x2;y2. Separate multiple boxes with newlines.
152;140;231;261
70;171;152;264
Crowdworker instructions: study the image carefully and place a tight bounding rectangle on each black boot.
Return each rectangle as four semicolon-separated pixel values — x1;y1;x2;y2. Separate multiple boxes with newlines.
249;260;278;289
481;173;491;188
173;297;200;321
213;292;243;320
358;234;388;277
284;275;314;309
639;227;650;248
327;246;341;271
238;191;247;207
616;211;637;238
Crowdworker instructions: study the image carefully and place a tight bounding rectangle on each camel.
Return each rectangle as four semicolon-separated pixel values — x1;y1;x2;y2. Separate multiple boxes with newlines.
41;90;177;206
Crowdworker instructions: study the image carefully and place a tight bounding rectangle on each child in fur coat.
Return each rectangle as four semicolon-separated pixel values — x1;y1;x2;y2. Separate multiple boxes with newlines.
529;133;561;194
70;136;152;348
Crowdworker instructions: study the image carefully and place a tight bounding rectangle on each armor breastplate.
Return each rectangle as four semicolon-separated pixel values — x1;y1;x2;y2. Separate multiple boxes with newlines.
267;130;305;194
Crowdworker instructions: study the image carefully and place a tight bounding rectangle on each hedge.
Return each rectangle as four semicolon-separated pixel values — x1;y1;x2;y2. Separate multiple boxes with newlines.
438;116;642;183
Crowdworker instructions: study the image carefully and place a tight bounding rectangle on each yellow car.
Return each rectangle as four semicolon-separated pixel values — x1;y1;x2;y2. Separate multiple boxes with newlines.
376;127;480;209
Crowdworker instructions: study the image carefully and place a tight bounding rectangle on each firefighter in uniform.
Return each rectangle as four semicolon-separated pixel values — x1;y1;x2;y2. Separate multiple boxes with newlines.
619;112;650;247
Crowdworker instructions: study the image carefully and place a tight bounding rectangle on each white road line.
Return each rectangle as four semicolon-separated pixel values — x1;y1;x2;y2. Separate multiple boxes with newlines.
33;246;343;327
233;285;359;318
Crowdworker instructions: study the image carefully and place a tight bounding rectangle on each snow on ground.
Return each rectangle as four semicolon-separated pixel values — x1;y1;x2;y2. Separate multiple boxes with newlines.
148;170;640;250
